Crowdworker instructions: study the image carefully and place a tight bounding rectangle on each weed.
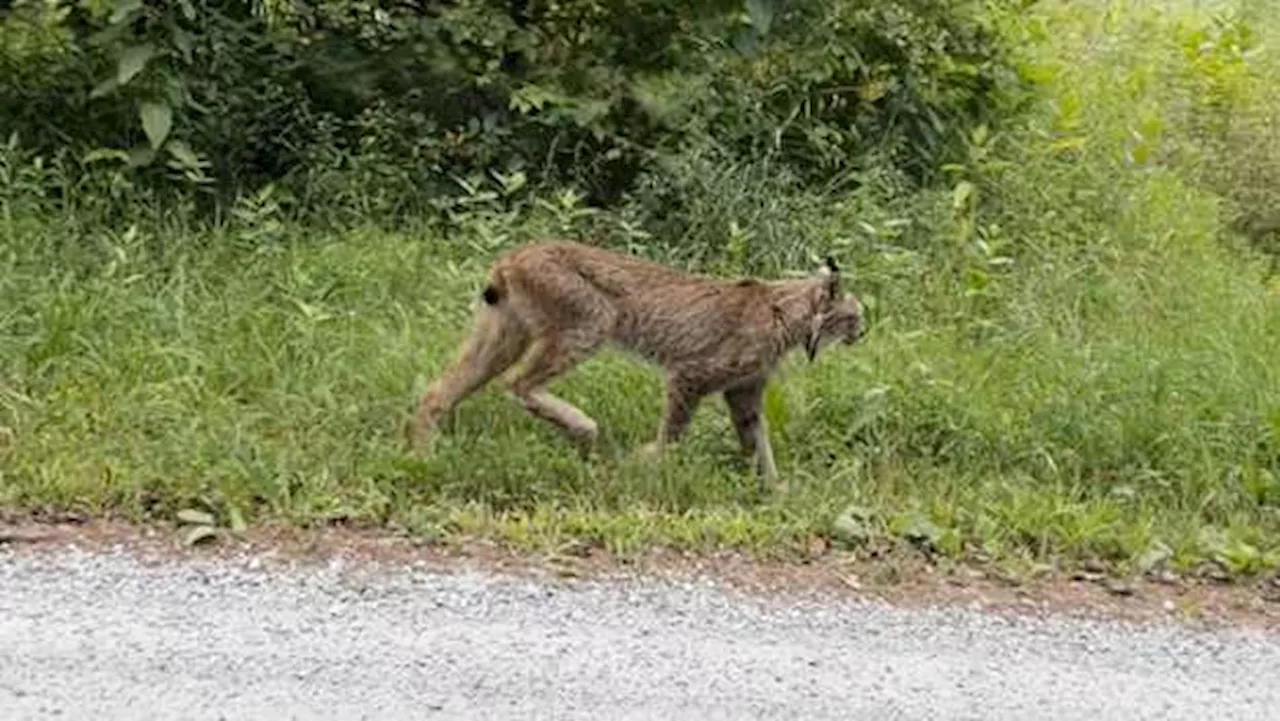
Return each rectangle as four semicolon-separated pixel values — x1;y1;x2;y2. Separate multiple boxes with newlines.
1;0;1279;581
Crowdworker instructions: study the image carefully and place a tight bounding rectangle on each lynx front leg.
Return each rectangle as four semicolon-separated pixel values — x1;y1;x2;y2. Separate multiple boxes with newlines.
724;381;779;490
639;376;703;461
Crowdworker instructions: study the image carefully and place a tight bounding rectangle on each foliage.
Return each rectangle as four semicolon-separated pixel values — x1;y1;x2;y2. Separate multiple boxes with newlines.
0;0;1028;227
2;0;1280;585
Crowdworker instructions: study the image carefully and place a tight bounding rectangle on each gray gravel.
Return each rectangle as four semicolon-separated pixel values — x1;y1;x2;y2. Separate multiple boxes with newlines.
2;546;1278;721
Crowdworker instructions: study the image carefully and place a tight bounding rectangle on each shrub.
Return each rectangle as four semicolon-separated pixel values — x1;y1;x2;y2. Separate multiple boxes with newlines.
0;0;1028;237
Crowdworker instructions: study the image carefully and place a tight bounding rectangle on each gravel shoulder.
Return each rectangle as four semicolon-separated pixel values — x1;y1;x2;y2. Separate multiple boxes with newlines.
3;524;1280;721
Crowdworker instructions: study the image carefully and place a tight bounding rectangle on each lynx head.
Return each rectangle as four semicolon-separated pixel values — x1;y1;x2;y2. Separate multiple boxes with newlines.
805;257;865;362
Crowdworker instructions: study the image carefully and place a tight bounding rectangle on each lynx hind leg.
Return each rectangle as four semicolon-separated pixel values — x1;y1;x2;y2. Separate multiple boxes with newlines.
413;304;528;450
505;332;603;453
724;381;779;490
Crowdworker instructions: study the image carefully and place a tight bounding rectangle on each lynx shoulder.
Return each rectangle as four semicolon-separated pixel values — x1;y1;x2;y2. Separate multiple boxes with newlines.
412;240;866;487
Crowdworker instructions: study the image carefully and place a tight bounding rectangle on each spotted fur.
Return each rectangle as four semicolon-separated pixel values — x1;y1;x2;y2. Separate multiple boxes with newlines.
412;240;866;487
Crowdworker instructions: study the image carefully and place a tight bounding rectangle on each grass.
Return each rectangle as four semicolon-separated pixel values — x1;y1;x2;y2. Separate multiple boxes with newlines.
2;0;1279;579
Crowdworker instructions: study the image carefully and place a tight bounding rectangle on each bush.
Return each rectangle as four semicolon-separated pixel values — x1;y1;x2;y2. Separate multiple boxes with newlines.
0;0;1028;234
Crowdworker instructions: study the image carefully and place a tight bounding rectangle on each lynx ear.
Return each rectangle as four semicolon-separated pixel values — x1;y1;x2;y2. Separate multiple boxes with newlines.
818;256;841;298
805;312;824;362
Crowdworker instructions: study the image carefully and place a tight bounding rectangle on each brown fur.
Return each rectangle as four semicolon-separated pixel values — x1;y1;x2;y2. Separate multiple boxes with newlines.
412;240;866;487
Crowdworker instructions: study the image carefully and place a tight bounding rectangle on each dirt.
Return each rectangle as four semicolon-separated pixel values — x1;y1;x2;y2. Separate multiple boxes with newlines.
2;513;1278;632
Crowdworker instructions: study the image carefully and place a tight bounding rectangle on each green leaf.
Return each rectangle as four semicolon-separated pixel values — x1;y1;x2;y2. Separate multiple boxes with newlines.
1050;136;1086;154
746;0;775;36
184;525;219;547
897;512;942;547
82;148;130;165
176;508;216;526
127;146;156;167
952;180;975;211
831;505;874;547
172;28;195;60
963;267;990;293
227;505;248;534
140;101;173;149
117;44;155;86
164;139;200;168
163;74;186;108
1216;540;1262;575
89;76;119;99
110;0;144;24
1135;540;1172;574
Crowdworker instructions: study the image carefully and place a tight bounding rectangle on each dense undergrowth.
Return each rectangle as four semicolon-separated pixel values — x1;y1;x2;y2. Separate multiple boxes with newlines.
2;0;1279;580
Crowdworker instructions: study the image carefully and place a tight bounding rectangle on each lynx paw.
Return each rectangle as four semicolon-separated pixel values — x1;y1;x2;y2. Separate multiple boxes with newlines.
407;418;442;456
636;441;662;462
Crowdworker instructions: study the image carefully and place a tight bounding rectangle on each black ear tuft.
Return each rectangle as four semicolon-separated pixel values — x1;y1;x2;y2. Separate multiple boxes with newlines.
820;256;841;297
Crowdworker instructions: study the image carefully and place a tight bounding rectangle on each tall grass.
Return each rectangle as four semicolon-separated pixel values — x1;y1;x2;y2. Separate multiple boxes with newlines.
1;0;1278;575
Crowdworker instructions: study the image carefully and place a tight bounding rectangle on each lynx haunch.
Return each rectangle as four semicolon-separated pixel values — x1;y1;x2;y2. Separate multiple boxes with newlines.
413;240;866;487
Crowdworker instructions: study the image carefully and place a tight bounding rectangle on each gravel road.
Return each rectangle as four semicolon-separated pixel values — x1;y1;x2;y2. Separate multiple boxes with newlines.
2;545;1278;721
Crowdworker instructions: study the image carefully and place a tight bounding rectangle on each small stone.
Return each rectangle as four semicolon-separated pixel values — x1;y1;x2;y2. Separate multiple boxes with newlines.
1105;579;1135;597
1082;559;1106;574
0;528;53;545
1163;600;1176;613
808;536;830;556
559;540;593;558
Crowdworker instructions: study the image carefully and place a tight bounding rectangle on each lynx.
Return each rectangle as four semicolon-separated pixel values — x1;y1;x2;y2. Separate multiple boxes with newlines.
412;240;866;487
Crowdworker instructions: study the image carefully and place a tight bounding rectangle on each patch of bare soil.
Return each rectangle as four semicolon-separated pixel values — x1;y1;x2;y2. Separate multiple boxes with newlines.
2;513;1278;632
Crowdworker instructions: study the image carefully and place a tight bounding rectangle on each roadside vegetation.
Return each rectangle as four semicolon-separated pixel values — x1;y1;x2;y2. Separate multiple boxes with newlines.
2;0;1278;582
